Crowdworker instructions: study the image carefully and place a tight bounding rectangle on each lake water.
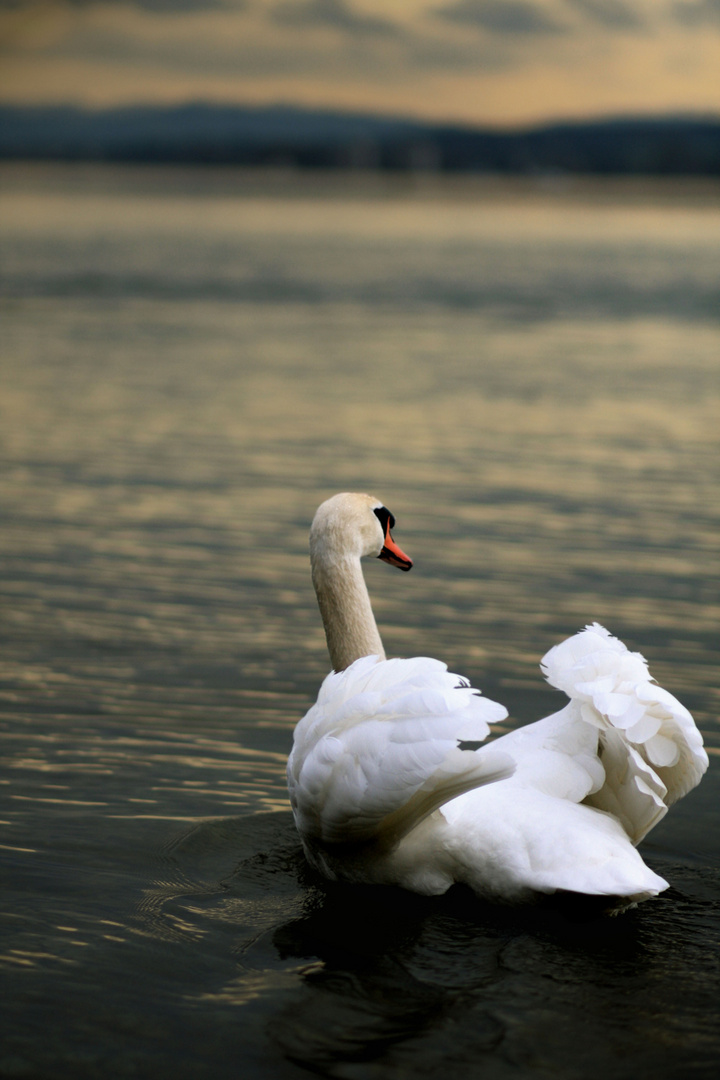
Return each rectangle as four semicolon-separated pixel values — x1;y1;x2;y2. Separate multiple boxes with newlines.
0;164;719;1079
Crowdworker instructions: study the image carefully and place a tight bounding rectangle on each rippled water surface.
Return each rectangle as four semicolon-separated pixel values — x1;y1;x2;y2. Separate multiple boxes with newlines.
1;165;719;1079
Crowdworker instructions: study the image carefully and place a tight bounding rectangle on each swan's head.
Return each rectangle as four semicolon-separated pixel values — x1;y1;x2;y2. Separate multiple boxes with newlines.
310;493;413;571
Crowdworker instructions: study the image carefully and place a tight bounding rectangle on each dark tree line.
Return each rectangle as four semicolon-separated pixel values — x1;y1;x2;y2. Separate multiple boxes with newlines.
1;104;719;174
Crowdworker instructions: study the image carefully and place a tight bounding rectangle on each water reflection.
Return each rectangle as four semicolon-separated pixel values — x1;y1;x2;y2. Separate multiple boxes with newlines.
0;166;718;1078
137;810;720;1079
275;852;719;1078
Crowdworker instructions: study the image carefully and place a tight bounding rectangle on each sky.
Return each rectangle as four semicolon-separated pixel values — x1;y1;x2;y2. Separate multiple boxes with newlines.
0;1;719;125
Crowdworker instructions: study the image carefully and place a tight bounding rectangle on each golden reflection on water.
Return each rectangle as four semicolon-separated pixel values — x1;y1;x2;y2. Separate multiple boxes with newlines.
0;166;719;1080
0;166;718;831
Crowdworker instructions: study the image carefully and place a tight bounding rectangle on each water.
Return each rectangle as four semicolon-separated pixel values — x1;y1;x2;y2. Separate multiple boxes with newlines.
0;164;719;1079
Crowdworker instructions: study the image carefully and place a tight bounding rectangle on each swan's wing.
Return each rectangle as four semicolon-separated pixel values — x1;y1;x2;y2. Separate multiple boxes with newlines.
440;784;669;903
541;623;708;843
288;655;511;848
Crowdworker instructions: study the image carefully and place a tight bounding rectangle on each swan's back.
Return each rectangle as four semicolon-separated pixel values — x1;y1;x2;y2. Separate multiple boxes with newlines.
289;627;708;906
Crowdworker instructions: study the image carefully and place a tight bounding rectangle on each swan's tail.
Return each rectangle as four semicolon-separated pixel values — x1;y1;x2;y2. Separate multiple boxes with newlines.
541;624;708;844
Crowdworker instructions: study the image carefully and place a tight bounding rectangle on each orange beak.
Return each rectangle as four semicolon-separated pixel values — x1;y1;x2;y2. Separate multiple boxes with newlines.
378;519;413;571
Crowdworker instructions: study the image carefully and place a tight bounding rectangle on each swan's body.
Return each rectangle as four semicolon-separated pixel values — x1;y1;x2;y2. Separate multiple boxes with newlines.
288;493;708;909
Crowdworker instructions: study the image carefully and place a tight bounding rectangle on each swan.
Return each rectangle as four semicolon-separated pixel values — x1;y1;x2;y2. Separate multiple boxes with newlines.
287;492;708;909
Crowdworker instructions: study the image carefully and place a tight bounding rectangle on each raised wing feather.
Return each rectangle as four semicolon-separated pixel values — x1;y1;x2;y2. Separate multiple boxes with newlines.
288;655;511;847
541;623;708;843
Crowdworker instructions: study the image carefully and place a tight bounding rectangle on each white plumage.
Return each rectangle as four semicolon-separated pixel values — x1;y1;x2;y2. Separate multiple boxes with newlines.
289;655;511;849
288;493;708;909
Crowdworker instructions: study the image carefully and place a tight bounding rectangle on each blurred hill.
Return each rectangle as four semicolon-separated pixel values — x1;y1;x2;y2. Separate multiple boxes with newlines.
1;104;719;174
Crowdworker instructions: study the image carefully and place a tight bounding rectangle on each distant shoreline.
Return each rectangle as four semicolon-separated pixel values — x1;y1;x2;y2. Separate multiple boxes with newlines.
1;104;719;177
1;160;718;207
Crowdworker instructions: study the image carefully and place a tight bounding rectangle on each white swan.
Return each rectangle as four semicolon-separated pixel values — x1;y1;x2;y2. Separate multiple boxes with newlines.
287;493;708;909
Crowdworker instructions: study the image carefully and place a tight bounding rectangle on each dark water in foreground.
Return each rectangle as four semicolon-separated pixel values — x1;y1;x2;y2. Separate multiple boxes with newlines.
0;165;719;1079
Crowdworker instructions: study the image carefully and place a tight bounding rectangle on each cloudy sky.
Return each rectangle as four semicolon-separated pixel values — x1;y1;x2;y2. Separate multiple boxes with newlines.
1;1;719;124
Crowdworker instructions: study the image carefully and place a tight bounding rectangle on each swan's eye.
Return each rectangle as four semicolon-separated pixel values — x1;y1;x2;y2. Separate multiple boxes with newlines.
373;506;395;534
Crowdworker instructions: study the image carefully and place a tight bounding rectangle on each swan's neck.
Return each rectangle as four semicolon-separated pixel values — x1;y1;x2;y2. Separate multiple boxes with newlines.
312;553;386;672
